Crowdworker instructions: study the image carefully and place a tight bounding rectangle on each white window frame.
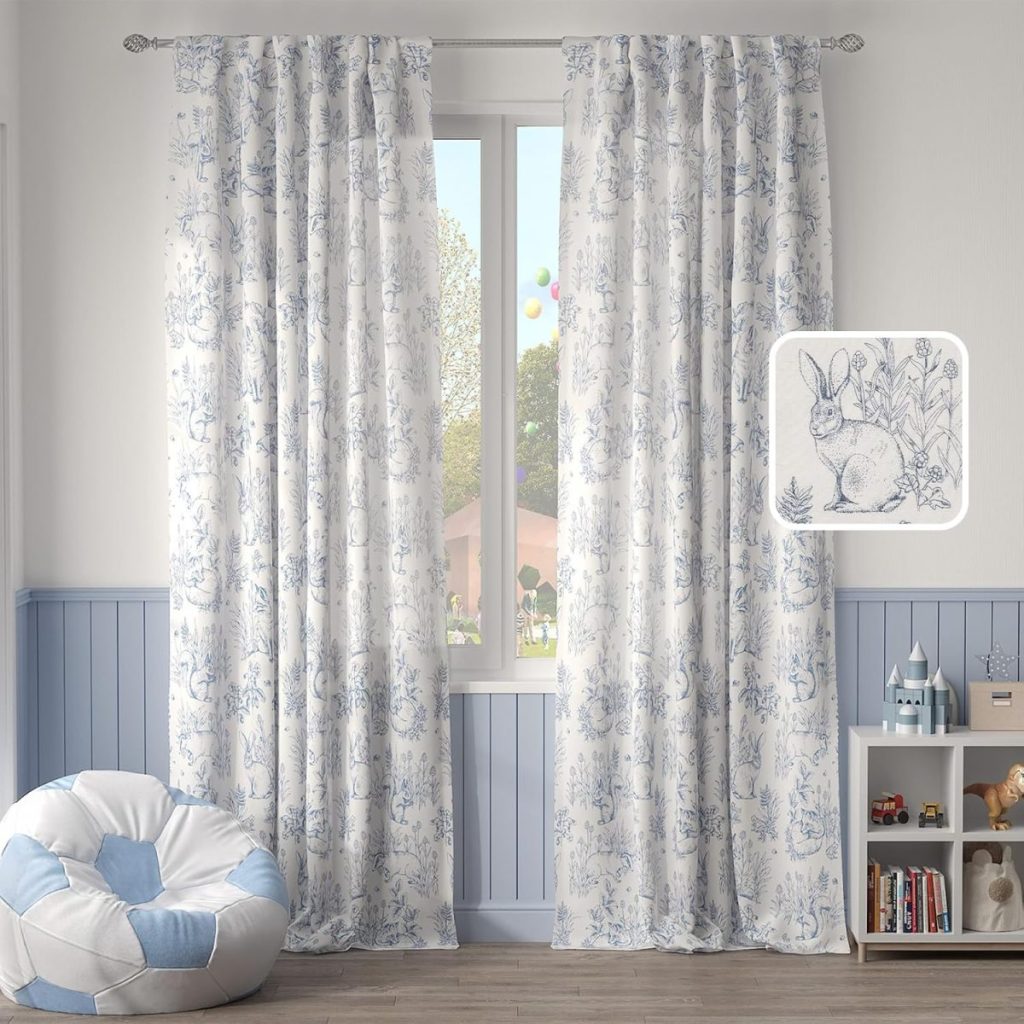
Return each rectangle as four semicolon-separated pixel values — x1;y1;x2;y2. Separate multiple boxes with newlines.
434;109;560;694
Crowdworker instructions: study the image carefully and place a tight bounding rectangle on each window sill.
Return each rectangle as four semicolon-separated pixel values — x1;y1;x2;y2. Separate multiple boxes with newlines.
450;677;556;695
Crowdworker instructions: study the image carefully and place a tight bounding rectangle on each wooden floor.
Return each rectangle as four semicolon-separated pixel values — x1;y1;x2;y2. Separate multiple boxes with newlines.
6;944;1024;1023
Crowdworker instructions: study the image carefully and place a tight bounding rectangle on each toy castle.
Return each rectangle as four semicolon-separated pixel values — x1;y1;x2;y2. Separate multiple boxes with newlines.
882;642;952;735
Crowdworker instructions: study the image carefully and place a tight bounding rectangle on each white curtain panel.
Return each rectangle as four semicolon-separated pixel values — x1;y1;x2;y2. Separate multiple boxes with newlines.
555;35;847;952
165;35;455;951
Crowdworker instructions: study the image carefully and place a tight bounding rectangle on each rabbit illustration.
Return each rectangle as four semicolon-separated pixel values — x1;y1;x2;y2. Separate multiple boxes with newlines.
799;349;906;513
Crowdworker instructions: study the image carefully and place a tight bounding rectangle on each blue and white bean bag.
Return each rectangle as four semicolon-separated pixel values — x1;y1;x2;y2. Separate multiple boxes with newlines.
0;771;288;1015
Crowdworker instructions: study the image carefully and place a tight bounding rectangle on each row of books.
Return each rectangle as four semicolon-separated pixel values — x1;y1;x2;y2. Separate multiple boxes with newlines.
868;861;951;933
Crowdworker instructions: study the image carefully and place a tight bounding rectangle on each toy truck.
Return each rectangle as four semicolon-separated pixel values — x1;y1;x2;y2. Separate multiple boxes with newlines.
918;801;945;828
871;792;910;826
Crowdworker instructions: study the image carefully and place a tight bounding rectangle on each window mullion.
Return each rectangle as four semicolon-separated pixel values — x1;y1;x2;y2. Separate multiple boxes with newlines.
479;115;505;674
500;115;519;678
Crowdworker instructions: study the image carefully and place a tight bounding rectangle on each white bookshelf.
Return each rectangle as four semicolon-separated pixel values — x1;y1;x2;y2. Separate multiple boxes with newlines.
849;726;1024;961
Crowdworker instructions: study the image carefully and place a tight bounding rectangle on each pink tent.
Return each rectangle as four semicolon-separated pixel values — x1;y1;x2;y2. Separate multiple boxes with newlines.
443;498;557;614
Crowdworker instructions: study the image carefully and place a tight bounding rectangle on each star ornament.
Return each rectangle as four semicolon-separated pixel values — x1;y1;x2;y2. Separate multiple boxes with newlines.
977;643;1020;682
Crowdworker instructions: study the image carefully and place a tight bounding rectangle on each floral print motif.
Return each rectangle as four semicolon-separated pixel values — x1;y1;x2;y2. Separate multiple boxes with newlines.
554;35;847;953
166;35;455;951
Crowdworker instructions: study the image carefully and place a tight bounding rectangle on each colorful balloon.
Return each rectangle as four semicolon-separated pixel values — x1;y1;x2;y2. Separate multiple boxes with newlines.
524;421;539;438
550;280;559;301
523;298;543;319
535;267;551;287
550;327;559;343
516;466;528;485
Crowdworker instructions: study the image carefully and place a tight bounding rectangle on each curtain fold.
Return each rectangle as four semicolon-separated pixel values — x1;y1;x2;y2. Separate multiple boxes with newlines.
166;35;456;951
554;35;847;953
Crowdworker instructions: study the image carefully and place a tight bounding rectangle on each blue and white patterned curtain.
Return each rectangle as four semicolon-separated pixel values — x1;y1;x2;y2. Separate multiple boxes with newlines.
554;35;847;952
165;35;456;951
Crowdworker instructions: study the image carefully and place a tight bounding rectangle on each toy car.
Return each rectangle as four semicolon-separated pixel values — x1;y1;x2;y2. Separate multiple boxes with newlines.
918;801;945;828
871;792;910;826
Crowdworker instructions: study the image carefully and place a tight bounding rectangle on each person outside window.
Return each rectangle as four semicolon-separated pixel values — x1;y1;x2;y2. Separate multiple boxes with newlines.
521;588;537;645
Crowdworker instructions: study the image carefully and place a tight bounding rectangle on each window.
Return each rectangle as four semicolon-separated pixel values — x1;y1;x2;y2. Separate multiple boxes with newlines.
435;116;560;686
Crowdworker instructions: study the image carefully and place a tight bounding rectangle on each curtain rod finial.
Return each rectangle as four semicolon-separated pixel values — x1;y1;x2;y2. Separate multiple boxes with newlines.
834;33;865;52
123;33;158;54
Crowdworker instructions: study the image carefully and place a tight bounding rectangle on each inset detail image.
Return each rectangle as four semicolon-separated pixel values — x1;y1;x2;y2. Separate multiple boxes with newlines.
770;332;967;529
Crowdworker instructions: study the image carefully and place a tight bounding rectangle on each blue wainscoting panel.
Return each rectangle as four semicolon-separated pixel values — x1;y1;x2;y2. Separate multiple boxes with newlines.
543;693;556;902
90;602;119;771
19;590;171;793
939;601;966;699
965;601;994;690
36;601;65;786
452;691;554;941
855;601;884;728
882;601;911;683
992;602;1019;680
63;602;92;774
451;693;465;902
17;586;1024;942
911;601;939;673
461;693;490;906
15;593;36;796
144;603;170;781
517;695;545;903
489;693;518;902
117;602;146;774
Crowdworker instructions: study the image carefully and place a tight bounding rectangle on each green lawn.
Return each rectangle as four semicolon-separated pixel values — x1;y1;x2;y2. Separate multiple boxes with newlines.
518;638;557;658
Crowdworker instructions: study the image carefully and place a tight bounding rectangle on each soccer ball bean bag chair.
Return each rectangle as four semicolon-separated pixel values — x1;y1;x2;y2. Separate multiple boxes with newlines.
0;771;288;1015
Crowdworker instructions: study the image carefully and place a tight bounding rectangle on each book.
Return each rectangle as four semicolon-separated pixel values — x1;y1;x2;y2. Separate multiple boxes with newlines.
914;866;926;933
933;868;951;933
879;861;887;931
888;868;897;933
903;865;914;933
880;868;888;933
926;868;938;933
892;866;905;934
868;860;877;932
907;866;919;933
885;866;898;933
884;869;893;932
872;862;952;936
942;870;952;933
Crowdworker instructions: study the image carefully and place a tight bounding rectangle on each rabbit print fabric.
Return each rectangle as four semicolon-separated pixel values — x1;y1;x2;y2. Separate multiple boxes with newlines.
555;36;847;952
165;37;456;951
772;335;966;527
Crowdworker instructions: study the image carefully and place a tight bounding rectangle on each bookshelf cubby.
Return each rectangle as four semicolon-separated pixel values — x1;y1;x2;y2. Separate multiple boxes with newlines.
849;726;1024;961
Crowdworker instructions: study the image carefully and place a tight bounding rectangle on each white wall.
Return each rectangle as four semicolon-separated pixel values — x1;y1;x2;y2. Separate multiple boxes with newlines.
15;0;1024;588
1;0;21;592
1;0;23;809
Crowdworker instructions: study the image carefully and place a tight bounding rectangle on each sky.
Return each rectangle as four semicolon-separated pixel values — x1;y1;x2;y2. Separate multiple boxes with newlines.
435;127;563;357
435;138;482;255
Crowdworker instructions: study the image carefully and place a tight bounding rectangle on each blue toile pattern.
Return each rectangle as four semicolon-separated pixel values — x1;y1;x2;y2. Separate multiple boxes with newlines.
165;35;455;951
554;35;847;953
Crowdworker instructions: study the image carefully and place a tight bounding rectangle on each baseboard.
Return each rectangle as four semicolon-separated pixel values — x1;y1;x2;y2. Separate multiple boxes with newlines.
455;902;554;943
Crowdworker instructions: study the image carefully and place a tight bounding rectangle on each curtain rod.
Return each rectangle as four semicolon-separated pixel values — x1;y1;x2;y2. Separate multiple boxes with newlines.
123;32;865;54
